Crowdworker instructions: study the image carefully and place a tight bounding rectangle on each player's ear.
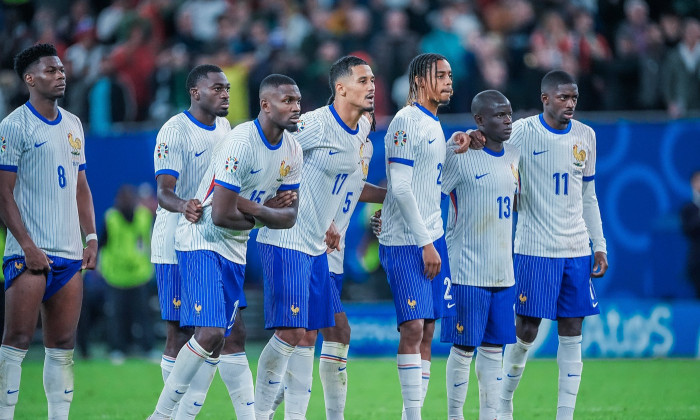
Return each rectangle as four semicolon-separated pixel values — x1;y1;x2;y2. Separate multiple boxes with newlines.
541;92;548;104
24;73;34;87
336;83;345;97
260;98;269;112
474;114;483;126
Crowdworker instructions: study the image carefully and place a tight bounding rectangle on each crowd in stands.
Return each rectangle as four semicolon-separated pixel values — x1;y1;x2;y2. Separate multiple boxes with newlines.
1;0;699;130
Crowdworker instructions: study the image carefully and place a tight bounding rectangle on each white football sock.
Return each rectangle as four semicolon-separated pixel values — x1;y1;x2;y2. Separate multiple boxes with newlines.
475;347;502;420
420;359;431;406
161;355;176;382
0;345;27;420
397;353;422;420
498;338;532;419
446;346;473;420
219;352;255;420
556;335;583;420
175;357;219;420
44;348;74;420
284;345;314;420
254;335;295;419
319;341;349;420
153;337;211;418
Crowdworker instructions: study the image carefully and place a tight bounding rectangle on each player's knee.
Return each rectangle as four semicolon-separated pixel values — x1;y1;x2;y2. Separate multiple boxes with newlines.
2;331;33;351
399;320;424;343
277;328;306;347
194;328;225;352
557;318;583;336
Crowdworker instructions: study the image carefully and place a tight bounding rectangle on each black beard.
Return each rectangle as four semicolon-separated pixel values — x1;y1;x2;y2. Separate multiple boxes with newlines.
215;109;229;117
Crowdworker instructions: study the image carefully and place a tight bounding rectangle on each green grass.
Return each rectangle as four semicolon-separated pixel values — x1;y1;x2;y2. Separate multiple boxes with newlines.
10;355;700;419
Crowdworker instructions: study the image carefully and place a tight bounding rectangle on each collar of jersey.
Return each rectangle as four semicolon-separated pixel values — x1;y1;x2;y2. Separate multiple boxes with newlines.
184;110;216;131
538;113;571;135
483;146;505;157
328;104;359;135
413;102;439;121
255;118;283;150
25;101;62;125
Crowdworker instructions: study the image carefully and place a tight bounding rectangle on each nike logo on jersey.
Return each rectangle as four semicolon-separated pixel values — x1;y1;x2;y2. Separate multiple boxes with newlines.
567;373;581;377
338;366;347;371
175;390;185;394
454;381;468;387
268;380;280;385
592;301;599;308
6;390;18;395
428;138;436;144
194;402;203;407
506;373;521;378
195;150;207;157
34;141;48;148
497;377;502;381
64;389;73;394
329;150;340;155
475;173;489;180
447;303;456;308
250;168;262;174
246;402;255;406
533;150;549;155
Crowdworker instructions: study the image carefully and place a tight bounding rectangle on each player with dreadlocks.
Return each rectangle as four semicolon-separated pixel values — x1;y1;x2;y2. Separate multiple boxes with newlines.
377;53;456;420
254;56;386;420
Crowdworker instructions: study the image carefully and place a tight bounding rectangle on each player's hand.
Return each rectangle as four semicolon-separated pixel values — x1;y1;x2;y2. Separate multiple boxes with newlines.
82;240;98;270
591;251;608;278
24;244;52;272
264;191;297;209
183;198;203;223
370;209;382;237
325;221;341;253
451;130;485;154
422;243;441;280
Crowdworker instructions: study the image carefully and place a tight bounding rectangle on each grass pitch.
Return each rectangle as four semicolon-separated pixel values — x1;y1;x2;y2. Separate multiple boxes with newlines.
11;356;699;419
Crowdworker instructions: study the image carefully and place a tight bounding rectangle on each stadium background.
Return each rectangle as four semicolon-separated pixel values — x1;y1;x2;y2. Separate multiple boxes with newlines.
0;0;699;417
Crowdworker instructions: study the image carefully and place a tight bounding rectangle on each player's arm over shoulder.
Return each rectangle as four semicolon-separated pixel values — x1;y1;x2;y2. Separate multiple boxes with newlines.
292;109;325;150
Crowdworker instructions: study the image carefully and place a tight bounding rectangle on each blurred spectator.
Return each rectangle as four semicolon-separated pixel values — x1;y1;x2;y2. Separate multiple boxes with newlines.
661;17;700;119
571;8;612;110
659;12;682;49
65;22;105;121
615;0;652;56
178;0;227;43
96;0;129;45
88;55;134;134
109;18;156;120
340;6;373;54
99;185;155;363
680;170;700;298
371;9;420;113
149;45;191;122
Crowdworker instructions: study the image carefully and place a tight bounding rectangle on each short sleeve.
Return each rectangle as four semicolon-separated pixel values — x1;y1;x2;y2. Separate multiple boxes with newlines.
0;121;26;172
385;114;418;167
213;138;252;193
154;126;185;179
292;111;324;151
279;139;303;191
582;128;596;181
78;121;87;170
441;146;459;194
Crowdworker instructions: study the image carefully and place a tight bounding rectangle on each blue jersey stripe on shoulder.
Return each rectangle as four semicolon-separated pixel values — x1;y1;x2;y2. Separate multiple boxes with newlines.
78;163;86;171
278;183;300;191
388;157;414;167
0;165;18;173
155;169;179;179
214;179;241;193
583;175;595;182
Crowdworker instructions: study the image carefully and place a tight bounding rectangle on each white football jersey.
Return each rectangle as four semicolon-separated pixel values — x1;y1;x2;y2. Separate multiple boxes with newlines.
327;138;374;274
151;111;231;264
509;114;598;257
379;103;445;246
175;119;302;264
0;102;86;259
443;144;520;286
257;105;371;256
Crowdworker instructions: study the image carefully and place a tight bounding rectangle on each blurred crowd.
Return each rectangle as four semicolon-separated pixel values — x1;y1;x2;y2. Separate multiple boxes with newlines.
1;0;700;130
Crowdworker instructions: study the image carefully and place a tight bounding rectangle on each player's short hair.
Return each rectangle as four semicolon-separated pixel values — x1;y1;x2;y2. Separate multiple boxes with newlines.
186;64;224;92
541;70;576;94
13;43;58;80
327;55;368;105
259;74;297;98
471;90;509;115
406;53;447;106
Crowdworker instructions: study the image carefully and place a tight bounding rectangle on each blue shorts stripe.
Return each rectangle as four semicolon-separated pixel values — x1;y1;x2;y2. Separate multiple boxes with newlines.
3;255;81;302
440;285;516;346
380;236;455;327
330;272;344;314
514;254;600;320
258;243;334;330
156;263;183;321
177;250;245;336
